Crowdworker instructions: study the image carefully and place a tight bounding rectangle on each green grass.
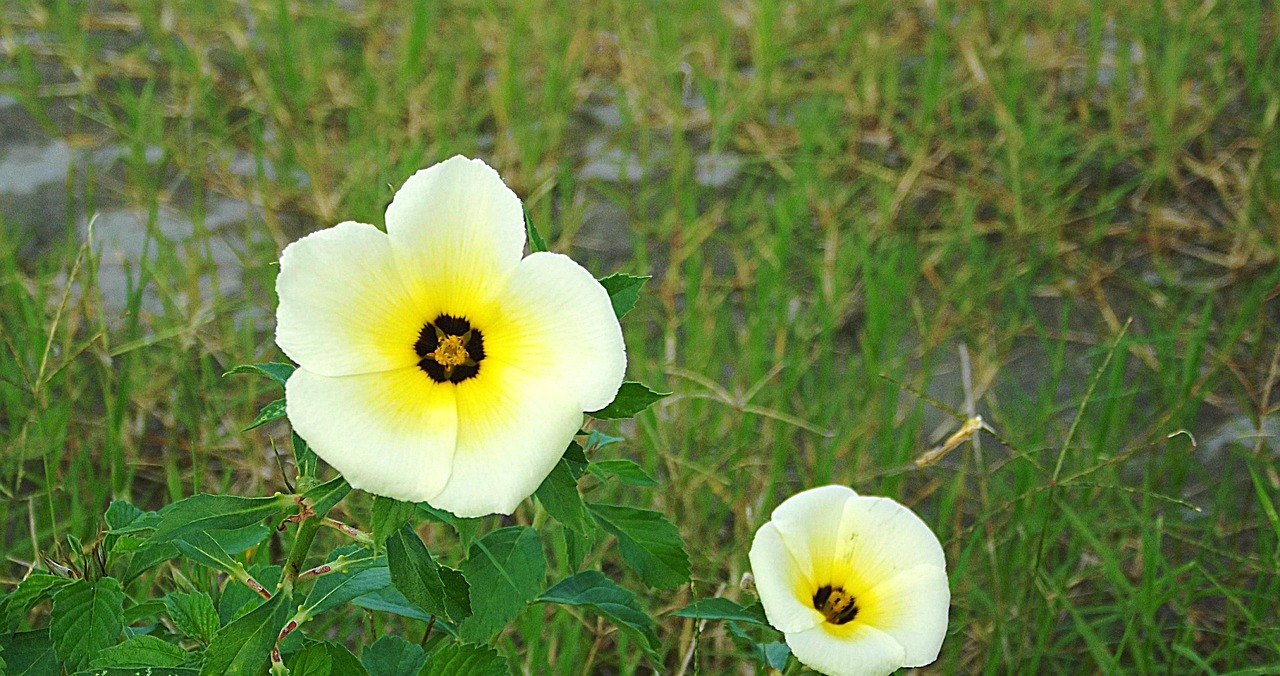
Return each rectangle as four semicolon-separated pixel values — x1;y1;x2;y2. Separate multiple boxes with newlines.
3;0;1279;672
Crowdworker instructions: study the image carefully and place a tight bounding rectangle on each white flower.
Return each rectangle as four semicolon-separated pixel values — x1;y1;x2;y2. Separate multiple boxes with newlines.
275;156;626;517
748;485;950;676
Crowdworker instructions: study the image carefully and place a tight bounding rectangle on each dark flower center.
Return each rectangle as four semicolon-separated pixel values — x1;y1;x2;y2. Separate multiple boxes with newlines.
813;584;858;625
415;314;485;383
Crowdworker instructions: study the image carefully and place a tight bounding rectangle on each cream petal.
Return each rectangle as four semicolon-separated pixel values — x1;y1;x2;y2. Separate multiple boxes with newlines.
484;252;626;411
748;522;825;633
784;623;906;676
285;366;458;502
856;564;950;667
767;485;860;587
275;221;422;377
385;156;526;309
828;495;947;591
426;356;584;517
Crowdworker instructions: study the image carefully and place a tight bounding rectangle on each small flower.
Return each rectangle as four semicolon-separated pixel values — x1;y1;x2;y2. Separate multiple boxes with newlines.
275;156;626;517
748;485;950;676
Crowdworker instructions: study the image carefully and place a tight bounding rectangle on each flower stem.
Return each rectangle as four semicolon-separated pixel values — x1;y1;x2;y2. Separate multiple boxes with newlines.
281;509;322;596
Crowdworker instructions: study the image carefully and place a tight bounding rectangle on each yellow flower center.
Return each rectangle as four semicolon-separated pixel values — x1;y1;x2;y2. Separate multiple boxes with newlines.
430;335;469;367
813;584;858;625
414;314;485;384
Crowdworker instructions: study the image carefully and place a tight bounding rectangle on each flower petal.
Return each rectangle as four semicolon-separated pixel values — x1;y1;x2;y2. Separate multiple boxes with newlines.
856;564;950;667
484;251;626;411
784;623;906;676
275;221;422;376
830;495;947;593
385;156;526;308
748;522;824;633
767;485;860;587
426;356;584;517
285;366;458;502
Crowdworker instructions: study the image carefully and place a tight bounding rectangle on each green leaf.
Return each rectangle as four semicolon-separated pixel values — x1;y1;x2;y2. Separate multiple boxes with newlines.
386;525;471;622
588;459;657;487
417;504;480;546
361;635;427;676
583;430;624;452
172;531;241;575
164;591;219;644
672;597;768;624
50;577;125;670
350;585;433;623
150;493;294;543
0;629;58;675
420;642;508;676
303;547;391;616
537;571;658;658
304;475;351;516
587;503;691;588
102;500;145;554
218;564;282;625
200;590;289;676
524;208;548;253
1;573;70;630
88;634;187;668
761;641;792;670
288;641;365;676
243;397;286;431
285;641;332;676
597;273;649;318
293;431;318;479
561;440;589;479
77;668;199;675
371;496;418;550
587;382;670;420
457;527;547;643
224;362;296;388
533;445;592;534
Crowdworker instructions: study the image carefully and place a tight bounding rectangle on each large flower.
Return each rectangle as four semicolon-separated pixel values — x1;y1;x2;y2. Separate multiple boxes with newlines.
748;485;950;676
275;156;626;517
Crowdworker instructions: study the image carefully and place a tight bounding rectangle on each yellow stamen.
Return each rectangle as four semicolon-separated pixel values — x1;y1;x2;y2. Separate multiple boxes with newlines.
430;335;469;368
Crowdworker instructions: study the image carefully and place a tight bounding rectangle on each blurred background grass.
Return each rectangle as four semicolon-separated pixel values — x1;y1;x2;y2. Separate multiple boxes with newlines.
2;0;1278;672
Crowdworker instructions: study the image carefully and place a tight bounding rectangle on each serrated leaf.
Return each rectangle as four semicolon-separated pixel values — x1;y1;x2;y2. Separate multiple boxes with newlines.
537;571;658;659
533;447;592;534
243;397;286;431
420;642;508;676
304;475;351;516
50;577;125;670
102;500;145;554
218;564;282;625
417;504;480;546
524;208;548;253
303;547;391;616
561;440;589;479
672;597;768;624
597;273;649;318
588;459;657;487
457;527;546;643
77;668;199;675
587;503;690;588
1;574;70;631
286;641;332;676
371;497;418;550
587;382;670;420
164;591;219;644
88;634;187;668
0;629;58;675
361;635;427;676
200;591;289;676
224;362;296;388
288;641;365;676
386;525;471;622
150;493;294;543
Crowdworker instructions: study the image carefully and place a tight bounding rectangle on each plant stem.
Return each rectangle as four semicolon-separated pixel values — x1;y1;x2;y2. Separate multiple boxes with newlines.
281;510;322;596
